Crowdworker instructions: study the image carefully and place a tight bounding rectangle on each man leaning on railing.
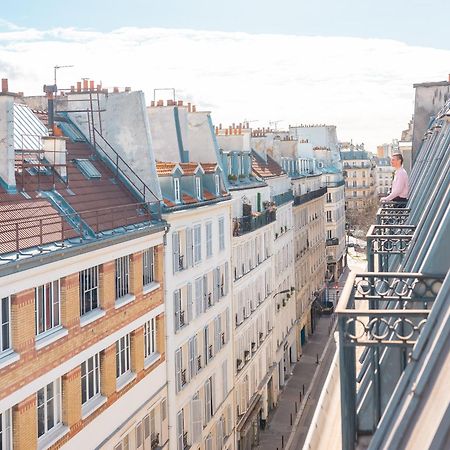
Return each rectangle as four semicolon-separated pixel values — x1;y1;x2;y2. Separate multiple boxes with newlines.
380;153;409;207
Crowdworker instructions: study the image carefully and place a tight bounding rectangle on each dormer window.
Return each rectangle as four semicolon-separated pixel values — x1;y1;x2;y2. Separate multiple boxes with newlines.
174;177;181;203
195;176;202;199
214;174;220;195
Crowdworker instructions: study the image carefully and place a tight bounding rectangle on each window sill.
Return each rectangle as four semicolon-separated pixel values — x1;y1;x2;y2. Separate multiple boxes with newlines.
115;293;136;309
143;282;160;295
116;371;136;391
35;327;68;350
0;350;20;370
38;424;69;450
81;395;107;419
144;352;161;369
80;309;106;327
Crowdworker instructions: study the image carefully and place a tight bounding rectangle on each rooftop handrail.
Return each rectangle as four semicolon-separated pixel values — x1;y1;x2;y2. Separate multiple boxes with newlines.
232;208;276;236
293;186;327;206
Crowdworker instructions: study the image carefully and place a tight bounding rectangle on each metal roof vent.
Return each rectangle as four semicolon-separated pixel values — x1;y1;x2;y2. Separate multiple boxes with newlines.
74;159;101;179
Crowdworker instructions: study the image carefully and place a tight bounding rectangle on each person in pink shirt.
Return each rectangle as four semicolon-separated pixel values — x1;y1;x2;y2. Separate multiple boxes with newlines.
380;153;409;205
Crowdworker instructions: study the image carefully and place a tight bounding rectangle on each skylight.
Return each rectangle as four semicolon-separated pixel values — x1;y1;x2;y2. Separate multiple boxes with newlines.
74;159;101;179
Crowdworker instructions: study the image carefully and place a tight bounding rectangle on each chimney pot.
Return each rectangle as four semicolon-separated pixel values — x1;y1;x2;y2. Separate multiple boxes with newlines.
70;85;75;92
167;99;174;106
177;100;183;106
76;81;82;92
89;80;94;90
83;79;89;91
188;102;192;112
97;84;102;91
157;99;164;106
1;78;8;93
125;86;131;92
151;100;155;107
113;86;119;93
192;105;196;112
17;91;23;97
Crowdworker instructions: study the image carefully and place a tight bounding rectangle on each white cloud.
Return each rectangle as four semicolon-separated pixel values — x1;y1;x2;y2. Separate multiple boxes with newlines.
1;25;449;149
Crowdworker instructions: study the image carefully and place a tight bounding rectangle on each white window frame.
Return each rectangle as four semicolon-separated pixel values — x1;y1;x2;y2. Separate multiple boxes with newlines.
0;296;11;353
206;222;213;258
115;256;130;299
35;281;60;336
144;318;157;359
214;174;220;195
81;353;101;405
80;266;99;316
218;217;225;251
37;379;62;439
143;247;155;286
0;408;12;450
193;225;201;264
116;334;131;380
174;177;181;203
195;176;202;199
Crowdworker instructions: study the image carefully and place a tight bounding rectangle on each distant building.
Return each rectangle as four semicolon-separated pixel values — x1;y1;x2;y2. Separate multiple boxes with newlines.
374;156;394;196
412;76;450;164
341;147;377;211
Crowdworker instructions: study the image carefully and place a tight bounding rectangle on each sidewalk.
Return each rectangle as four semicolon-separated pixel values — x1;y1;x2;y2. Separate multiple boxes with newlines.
256;315;336;450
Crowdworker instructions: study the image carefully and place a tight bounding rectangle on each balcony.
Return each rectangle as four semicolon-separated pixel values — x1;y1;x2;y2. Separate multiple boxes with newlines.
232;208;276;237
293;187;327;206
326;237;339;246
336;271;443;450
325;180;345;188
366;224;415;272
272;190;294;206
376;206;410;225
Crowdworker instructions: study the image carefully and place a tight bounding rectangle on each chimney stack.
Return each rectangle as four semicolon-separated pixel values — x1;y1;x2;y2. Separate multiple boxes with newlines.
188;102;192;112
76;81;82;92
1;79;8;93
192;105;196;112
89;80;95;90
113;86;119;93
83;79;89;91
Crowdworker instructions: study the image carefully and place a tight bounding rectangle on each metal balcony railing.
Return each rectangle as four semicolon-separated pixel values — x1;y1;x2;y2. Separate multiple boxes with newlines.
326;237;339;246
272;190;294;206
336;271;444;450
293;186;327;206
366;224;415;272
376;206;410;225
232;208;276;237
325;180;345;188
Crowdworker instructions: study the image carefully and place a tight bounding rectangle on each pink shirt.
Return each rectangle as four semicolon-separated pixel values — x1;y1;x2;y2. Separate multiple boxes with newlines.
385;167;409;201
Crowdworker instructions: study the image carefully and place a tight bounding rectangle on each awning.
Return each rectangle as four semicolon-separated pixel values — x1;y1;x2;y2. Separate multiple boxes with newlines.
237;394;262;435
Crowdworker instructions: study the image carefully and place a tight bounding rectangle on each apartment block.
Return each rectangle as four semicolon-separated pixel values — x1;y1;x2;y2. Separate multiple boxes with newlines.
374;156;394;196
148;102;235;450
0;81;168;450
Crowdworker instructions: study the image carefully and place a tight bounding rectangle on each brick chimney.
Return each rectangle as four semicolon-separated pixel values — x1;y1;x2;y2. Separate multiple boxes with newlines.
1;78;8;93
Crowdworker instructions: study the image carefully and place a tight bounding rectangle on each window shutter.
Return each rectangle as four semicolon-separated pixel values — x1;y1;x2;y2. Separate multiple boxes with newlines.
175;349;182;392
174;290;181;331
172;232;179;274
224;262;229;295
176;410;184;450
186;228;193;268
186;283;193;323
202;275;208;311
195;278;202;318
213;268;218;304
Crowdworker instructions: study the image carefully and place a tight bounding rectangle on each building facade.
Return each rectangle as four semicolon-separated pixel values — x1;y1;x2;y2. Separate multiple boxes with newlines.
0;83;169;450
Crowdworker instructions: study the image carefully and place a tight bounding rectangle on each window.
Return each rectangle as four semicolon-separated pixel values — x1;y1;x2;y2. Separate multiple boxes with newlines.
174;178;181;203
191;393;202;443
0;409;12;450
175;349;183;392
115;256;130;299
81;354;101;405
143;247;155;286
80;266;99;316
35;281;60;336
116;334;131;379
214;174;220;195
219;217;225;251
195;177;202;199
326;211;332;222
206;222;213;258
144;318;157;359
326;193;332;203
327;230;332;240
176;410;184;450
193;225;201;264
204;377;214;425
37;380;62;438
0;297;11;353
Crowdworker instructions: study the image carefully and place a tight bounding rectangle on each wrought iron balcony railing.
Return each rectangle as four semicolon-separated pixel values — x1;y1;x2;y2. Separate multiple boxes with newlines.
376;206;410;225
293;186;327;206
366;224;415;272
326;237;339;246
272;190;294;206
232;208;276;237
336;272;444;450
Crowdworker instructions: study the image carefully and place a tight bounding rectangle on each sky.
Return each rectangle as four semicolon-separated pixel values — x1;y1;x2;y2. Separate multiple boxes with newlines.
1;1;449;150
